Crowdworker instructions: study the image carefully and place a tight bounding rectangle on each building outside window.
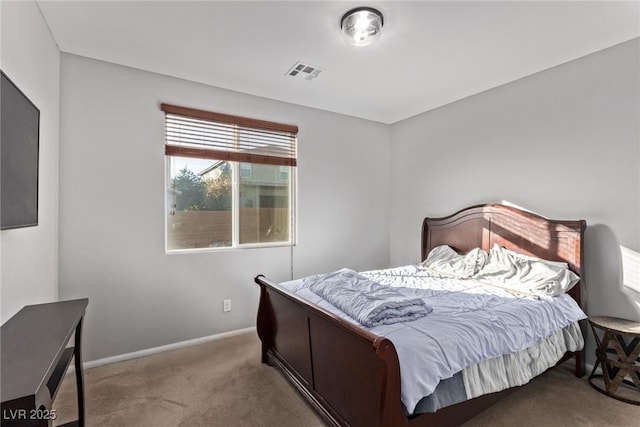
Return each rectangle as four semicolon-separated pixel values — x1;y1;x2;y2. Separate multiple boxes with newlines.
239;162;252;179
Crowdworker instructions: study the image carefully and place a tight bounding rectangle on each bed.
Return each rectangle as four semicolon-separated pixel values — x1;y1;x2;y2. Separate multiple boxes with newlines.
254;204;586;426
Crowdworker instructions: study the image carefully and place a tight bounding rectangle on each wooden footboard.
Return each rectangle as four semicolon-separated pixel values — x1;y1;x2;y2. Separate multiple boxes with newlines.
255;275;519;427
255;274;407;427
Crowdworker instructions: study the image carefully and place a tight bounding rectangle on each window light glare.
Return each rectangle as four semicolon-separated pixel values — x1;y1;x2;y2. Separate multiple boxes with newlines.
341;7;384;47
621;245;640;294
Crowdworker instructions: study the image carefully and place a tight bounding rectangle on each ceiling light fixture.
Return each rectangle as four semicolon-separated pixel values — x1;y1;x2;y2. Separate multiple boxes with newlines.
340;7;384;47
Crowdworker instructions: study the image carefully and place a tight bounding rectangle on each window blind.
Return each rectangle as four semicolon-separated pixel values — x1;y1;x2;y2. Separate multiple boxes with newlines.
162;103;297;167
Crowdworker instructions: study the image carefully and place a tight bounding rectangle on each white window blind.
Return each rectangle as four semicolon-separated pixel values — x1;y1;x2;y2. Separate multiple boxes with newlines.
162;103;297;167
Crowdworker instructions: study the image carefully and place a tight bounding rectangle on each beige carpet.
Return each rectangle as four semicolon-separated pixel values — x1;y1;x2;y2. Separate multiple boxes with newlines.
54;332;639;426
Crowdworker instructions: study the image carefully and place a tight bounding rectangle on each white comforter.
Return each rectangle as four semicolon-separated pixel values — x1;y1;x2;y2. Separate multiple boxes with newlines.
279;264;586;413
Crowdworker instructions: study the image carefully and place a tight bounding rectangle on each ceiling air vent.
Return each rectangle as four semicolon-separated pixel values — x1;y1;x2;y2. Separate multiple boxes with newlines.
286;62;322;81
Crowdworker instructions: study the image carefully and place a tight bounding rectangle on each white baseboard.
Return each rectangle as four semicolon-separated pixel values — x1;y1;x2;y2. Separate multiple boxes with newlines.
78;326;256;370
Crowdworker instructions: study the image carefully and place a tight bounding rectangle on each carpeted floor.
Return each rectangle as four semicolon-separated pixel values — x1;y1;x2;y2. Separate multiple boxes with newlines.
53;332;639;426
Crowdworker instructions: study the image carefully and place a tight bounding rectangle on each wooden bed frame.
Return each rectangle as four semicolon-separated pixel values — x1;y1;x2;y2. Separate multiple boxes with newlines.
254;204;586;427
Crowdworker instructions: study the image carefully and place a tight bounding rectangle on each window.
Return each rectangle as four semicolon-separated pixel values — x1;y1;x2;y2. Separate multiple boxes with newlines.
239;163;252;179
163;104;297;251
279;166;289;181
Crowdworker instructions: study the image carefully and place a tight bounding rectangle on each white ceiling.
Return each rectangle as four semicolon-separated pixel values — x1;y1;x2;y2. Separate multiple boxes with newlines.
37;1;639;124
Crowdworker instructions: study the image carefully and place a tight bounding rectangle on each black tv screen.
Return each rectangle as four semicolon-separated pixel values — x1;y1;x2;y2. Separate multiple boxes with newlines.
1;71;40;230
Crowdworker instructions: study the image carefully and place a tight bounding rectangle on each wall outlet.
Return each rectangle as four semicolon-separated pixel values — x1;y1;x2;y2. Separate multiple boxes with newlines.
223;299;231;312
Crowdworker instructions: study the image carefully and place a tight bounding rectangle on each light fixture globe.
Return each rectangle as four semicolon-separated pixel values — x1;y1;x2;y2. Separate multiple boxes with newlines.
340;7;384;47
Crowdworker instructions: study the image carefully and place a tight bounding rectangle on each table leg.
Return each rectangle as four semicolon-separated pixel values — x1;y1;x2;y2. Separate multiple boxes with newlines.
74;318;85;427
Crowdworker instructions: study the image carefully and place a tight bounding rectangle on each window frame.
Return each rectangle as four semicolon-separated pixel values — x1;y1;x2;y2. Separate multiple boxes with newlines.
163;104;297;253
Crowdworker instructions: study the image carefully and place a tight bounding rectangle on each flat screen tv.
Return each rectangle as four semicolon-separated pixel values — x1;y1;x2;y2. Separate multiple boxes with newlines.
1;70;40;230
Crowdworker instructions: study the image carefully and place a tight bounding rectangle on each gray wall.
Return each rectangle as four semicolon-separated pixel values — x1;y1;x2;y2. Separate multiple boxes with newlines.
390;38;640;333
0;1;60;322
58;54;391;361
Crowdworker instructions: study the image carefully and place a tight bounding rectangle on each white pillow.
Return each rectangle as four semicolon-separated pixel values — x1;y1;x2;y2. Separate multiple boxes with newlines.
474;245;580;296
423;245;459;264
421;245;488;278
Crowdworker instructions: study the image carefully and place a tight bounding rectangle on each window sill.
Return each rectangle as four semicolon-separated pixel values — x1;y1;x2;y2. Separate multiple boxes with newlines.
165;242;295;255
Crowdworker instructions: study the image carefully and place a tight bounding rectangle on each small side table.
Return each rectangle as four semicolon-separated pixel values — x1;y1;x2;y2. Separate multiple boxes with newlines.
588;316;640;405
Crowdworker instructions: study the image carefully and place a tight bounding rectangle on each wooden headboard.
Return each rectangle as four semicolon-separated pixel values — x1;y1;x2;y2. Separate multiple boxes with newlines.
422;204;586;305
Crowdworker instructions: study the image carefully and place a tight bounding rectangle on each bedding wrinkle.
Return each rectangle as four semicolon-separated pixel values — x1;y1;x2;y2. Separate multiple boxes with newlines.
474;245;581;296
304;269;433;327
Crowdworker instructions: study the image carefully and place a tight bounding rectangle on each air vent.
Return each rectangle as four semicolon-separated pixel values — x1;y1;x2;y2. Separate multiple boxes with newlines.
286;62;322;81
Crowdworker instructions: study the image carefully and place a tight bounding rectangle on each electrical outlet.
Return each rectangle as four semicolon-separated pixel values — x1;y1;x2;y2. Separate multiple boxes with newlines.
223;299;231;312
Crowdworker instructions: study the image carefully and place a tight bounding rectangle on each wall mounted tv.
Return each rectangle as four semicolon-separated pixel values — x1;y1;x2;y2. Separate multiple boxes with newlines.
1;71;40;230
